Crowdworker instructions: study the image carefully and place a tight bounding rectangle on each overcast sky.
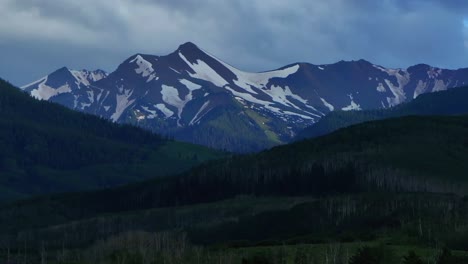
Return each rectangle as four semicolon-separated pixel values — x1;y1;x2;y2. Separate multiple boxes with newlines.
1;0;468;86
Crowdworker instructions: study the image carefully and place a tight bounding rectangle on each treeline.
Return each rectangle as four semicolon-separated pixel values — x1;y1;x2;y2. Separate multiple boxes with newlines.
3;193;468;251
2;230;467;264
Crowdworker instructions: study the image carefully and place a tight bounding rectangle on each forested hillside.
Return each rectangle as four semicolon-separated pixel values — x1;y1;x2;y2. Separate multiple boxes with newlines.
1;112;468;263
2;114;468;230
0;79;224;202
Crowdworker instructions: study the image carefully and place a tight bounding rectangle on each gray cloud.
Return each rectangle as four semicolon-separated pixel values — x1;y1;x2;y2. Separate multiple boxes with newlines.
1;0;467;86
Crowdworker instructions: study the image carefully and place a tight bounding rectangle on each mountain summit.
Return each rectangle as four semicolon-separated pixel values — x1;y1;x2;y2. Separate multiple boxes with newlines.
21;42;468;152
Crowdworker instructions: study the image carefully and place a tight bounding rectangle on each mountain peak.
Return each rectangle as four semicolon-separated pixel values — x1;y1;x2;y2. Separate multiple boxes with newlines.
119;53;156;71
356;59;372;64
178;41;200;51
177;42;206;58
408;63;432;71
127;53;153;62
54;66;71;73
85;68;107;75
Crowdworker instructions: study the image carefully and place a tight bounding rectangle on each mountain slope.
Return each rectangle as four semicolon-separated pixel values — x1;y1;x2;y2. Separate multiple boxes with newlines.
295;85;468;140
21;68;107;103
3;114;468;234
21;42;468;152
0;79;224;202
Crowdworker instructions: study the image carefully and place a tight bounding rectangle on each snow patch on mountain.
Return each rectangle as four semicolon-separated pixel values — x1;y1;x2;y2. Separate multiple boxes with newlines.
320;98;334;111
190;101;211;125
265;104;314;120
29;77;72;100
170;67;181;74
227;83;320;120
89;71;107;82
160;81;201;121
265;85;306;110
265;85;321;117
86;90;94;104
180;79;202;91
70;70;107;87
201;48;299;94
154;104;174;118
70;71;91;86
342;95;361;111
21;76;47;90
377;83;386;92
179;52;229;87
141;106;157;119
130;55;157;82
80;102;91;109
161;84;198;124
225;86;271;106
111;88;135;122
227;64;300;93
384;79;406;106
432;79;448;92
96;88;104;102
282;110;315;120
374;65;410;106
414;80;427;98
161;85;184;112
427;68;442;79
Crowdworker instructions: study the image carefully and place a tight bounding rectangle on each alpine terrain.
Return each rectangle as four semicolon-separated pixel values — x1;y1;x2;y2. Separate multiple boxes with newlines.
21;42;468;152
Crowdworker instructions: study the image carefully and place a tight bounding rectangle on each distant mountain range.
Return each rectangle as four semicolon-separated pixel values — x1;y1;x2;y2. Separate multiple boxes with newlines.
295;86;468;140
21;42;468;152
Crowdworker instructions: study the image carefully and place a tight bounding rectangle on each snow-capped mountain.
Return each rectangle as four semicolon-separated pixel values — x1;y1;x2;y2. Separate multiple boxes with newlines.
21;42;468;152
21;68;108;109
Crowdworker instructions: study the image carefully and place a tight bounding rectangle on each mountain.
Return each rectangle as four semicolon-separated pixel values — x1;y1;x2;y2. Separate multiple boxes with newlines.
22;68;107;103
295;85;468;140
0;78;224;203
21;42;468;152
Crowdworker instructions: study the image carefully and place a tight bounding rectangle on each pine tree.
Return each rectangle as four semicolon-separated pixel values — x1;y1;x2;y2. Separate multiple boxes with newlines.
348;247;379;264
402;251;423;264
437;248;454;264
242;254;271;264
294;247;308;264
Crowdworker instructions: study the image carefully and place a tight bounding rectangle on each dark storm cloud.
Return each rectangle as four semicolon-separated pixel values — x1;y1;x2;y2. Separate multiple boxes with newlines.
1;0;467;86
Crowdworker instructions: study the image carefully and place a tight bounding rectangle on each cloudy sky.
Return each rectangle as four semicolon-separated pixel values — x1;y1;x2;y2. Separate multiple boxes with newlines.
1;0;468;86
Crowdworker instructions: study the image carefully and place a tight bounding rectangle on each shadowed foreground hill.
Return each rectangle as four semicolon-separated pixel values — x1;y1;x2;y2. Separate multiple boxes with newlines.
2;114;468;233
1;114;468;263
74;115;468;210
0;79;224;202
